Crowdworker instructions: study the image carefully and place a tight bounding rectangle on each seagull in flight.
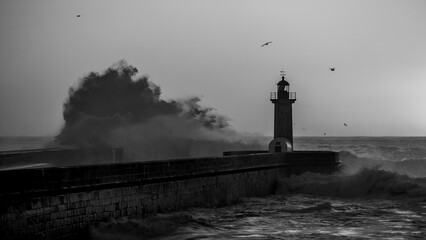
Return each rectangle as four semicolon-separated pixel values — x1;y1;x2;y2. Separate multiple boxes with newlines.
261;41;272;47
329;68;335;71
344;123;348;127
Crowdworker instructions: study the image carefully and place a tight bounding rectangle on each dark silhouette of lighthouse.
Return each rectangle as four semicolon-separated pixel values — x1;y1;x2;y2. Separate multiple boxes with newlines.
269;70;296;152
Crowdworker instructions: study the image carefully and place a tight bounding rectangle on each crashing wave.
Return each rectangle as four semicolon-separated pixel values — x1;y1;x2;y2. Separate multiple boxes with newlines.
276;168;426;198
339;150;426;178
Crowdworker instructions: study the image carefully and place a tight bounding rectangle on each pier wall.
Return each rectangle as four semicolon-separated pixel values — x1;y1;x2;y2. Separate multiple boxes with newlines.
0;151;339;240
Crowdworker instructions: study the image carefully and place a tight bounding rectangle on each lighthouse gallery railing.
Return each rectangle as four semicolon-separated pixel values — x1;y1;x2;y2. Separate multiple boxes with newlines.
270;92;296;100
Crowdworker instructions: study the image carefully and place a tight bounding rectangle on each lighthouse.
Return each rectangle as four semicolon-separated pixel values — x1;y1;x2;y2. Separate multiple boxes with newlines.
269;70;296;153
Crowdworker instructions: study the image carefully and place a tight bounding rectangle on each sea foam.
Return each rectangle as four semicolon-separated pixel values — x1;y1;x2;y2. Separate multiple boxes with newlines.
90;213;194;240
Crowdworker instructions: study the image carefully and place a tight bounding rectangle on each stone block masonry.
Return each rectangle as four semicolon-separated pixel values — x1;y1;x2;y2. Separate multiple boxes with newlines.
0;151;339;240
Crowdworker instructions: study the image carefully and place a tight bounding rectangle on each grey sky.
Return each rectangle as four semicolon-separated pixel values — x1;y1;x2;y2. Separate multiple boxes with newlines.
1;0;425;137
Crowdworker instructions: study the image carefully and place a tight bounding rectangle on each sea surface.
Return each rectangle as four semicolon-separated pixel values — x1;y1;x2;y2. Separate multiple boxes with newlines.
2;136;426;239
0;136;54;152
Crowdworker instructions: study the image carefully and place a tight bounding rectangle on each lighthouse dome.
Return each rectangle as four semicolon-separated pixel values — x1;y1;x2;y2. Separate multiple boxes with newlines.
277;78;289;86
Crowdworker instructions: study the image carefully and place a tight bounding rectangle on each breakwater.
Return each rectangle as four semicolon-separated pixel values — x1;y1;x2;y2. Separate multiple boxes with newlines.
0;151;339;240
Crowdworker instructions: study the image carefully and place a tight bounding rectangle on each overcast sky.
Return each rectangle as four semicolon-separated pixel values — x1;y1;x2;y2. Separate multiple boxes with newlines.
1;0;425;137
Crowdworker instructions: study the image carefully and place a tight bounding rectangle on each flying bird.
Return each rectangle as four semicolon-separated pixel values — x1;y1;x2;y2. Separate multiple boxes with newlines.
261;41;272;47
76;15;81;17
329;68;335;71
344;123;348;127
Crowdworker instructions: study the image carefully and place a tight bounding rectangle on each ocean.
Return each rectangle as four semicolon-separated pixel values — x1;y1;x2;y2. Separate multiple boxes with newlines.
2;136;426;239
0;136;54;152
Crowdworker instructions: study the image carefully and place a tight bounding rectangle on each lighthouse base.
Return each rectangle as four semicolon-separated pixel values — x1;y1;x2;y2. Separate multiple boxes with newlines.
269;137;293;153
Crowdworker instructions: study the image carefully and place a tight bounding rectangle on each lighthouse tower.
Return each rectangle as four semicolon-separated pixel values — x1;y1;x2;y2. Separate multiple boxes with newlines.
269;70;296;153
